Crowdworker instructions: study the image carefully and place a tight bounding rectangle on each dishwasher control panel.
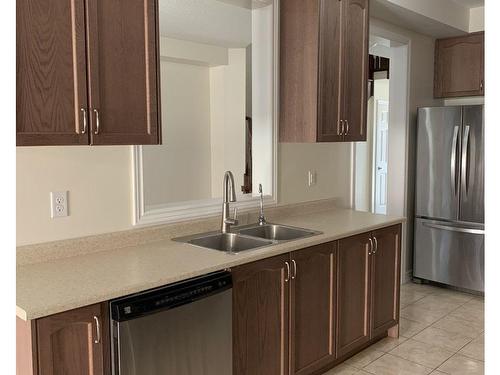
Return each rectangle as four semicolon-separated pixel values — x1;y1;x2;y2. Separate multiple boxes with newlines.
110;271;232;322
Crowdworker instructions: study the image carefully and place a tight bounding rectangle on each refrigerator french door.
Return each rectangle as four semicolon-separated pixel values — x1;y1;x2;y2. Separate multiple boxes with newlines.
414;106;484;292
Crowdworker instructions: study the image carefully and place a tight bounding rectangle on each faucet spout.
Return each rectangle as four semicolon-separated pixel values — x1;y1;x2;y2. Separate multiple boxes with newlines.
221;171;238;233
223;171;236;203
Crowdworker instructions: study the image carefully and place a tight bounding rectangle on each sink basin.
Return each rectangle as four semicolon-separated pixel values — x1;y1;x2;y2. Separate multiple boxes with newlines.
237;224;321;242
183;233;273;253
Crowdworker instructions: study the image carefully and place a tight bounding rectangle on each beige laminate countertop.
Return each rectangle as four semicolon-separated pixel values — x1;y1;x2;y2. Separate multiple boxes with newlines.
17;208;404;321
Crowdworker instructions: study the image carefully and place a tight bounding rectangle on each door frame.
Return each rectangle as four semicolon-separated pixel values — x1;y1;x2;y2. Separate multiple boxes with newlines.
353;21;411;282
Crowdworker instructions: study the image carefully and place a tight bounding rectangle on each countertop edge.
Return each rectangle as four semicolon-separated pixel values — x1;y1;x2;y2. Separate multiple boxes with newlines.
17;216;405;321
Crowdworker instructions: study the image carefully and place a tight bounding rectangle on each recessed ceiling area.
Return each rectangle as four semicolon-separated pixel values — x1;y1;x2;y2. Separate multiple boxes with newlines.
449;0;484;9
158;0;252;48
371;0;483;38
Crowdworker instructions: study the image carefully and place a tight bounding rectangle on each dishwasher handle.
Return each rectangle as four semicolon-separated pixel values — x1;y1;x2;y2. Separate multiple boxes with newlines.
110;271;232;322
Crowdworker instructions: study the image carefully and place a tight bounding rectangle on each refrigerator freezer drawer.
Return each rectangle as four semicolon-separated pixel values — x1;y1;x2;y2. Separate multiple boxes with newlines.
414;218;484;292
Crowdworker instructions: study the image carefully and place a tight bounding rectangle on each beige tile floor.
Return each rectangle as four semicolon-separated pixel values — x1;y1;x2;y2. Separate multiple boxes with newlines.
323;282;484;375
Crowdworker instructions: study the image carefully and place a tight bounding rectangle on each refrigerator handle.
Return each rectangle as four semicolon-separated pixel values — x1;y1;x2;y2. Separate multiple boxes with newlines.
461;125;471;196
423;222;484;235
451;126;459;196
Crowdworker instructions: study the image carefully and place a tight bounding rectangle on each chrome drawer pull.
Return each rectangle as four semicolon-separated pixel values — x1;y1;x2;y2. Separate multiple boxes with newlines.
93;316;101;344
93;109;100;135
80;108;87;134
291;259;297;279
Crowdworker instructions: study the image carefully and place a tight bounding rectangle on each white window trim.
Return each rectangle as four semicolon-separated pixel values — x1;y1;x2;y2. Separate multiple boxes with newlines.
132;1;280;226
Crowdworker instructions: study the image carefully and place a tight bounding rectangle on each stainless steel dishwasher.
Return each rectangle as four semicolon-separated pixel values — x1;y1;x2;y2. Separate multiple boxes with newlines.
110;271;232;375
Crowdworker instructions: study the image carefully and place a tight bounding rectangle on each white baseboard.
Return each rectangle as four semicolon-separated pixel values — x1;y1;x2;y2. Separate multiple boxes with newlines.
402;270;412;284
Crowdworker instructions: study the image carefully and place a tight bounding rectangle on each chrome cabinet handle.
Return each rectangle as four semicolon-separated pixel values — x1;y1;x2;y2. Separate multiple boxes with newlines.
450;126;459;196
80;108;87;134
345;119;350;135
93;109;100;135
480;80;484;91
93;316;101;344
373;236;378;254
291;260;297;279
339;119;344;136
461;125;470;196
285;261;290;282
368;238;373;255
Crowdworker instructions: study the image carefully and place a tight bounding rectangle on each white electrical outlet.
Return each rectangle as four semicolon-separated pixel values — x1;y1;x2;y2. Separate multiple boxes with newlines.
50;191;69;218
308;170;317;187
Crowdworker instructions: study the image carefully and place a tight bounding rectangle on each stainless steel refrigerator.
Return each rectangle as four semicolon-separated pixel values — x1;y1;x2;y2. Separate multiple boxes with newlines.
414;105;484;292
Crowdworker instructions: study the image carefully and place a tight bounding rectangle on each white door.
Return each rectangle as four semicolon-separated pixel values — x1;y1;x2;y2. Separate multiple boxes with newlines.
374;100;389;214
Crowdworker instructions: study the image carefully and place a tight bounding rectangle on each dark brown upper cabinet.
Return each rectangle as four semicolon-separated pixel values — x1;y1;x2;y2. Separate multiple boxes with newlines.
280;0;369;143
434;32;484;98
16;0;161;146
16;0;89;146
36;303;110;375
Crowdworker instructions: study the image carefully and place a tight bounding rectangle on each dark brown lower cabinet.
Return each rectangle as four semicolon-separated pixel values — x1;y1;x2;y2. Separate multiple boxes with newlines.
232;254;290;375
290;243;337;375
370;225;401;337
17;303;110;375
232;244;338;375
17;225;400;375
336;232;372;357
336;225;402;358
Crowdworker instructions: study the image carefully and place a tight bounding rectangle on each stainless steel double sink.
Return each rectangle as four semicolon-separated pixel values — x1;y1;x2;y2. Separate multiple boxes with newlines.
173;223;322;254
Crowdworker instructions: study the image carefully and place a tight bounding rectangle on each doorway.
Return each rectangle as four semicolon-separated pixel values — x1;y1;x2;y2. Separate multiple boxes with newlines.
352;30;411;281
374;98;389;214
353;50;390;215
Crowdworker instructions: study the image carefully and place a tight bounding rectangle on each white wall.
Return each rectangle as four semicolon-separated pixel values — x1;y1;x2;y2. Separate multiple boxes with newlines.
17;147;132;246
251;4;274;196
469;6;484;33
209;49;247;196
278;143;352;207
354;97;374;212
143;61;212;207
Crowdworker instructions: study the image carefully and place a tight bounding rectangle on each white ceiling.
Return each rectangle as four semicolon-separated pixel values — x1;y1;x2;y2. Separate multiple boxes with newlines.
449;0;484;9
371;0;470;38
159;0;252;48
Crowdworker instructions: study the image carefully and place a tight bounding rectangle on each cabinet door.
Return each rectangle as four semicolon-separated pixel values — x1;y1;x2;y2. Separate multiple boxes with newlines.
17;0;89;146
233;254;290;375
279;0;319;143
36;303;109;375
317;0;343;142
371;225;401;338
435;32;484;98
290;243;337;375
341;0;369;142
336;232;371;357
86;0;161;145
